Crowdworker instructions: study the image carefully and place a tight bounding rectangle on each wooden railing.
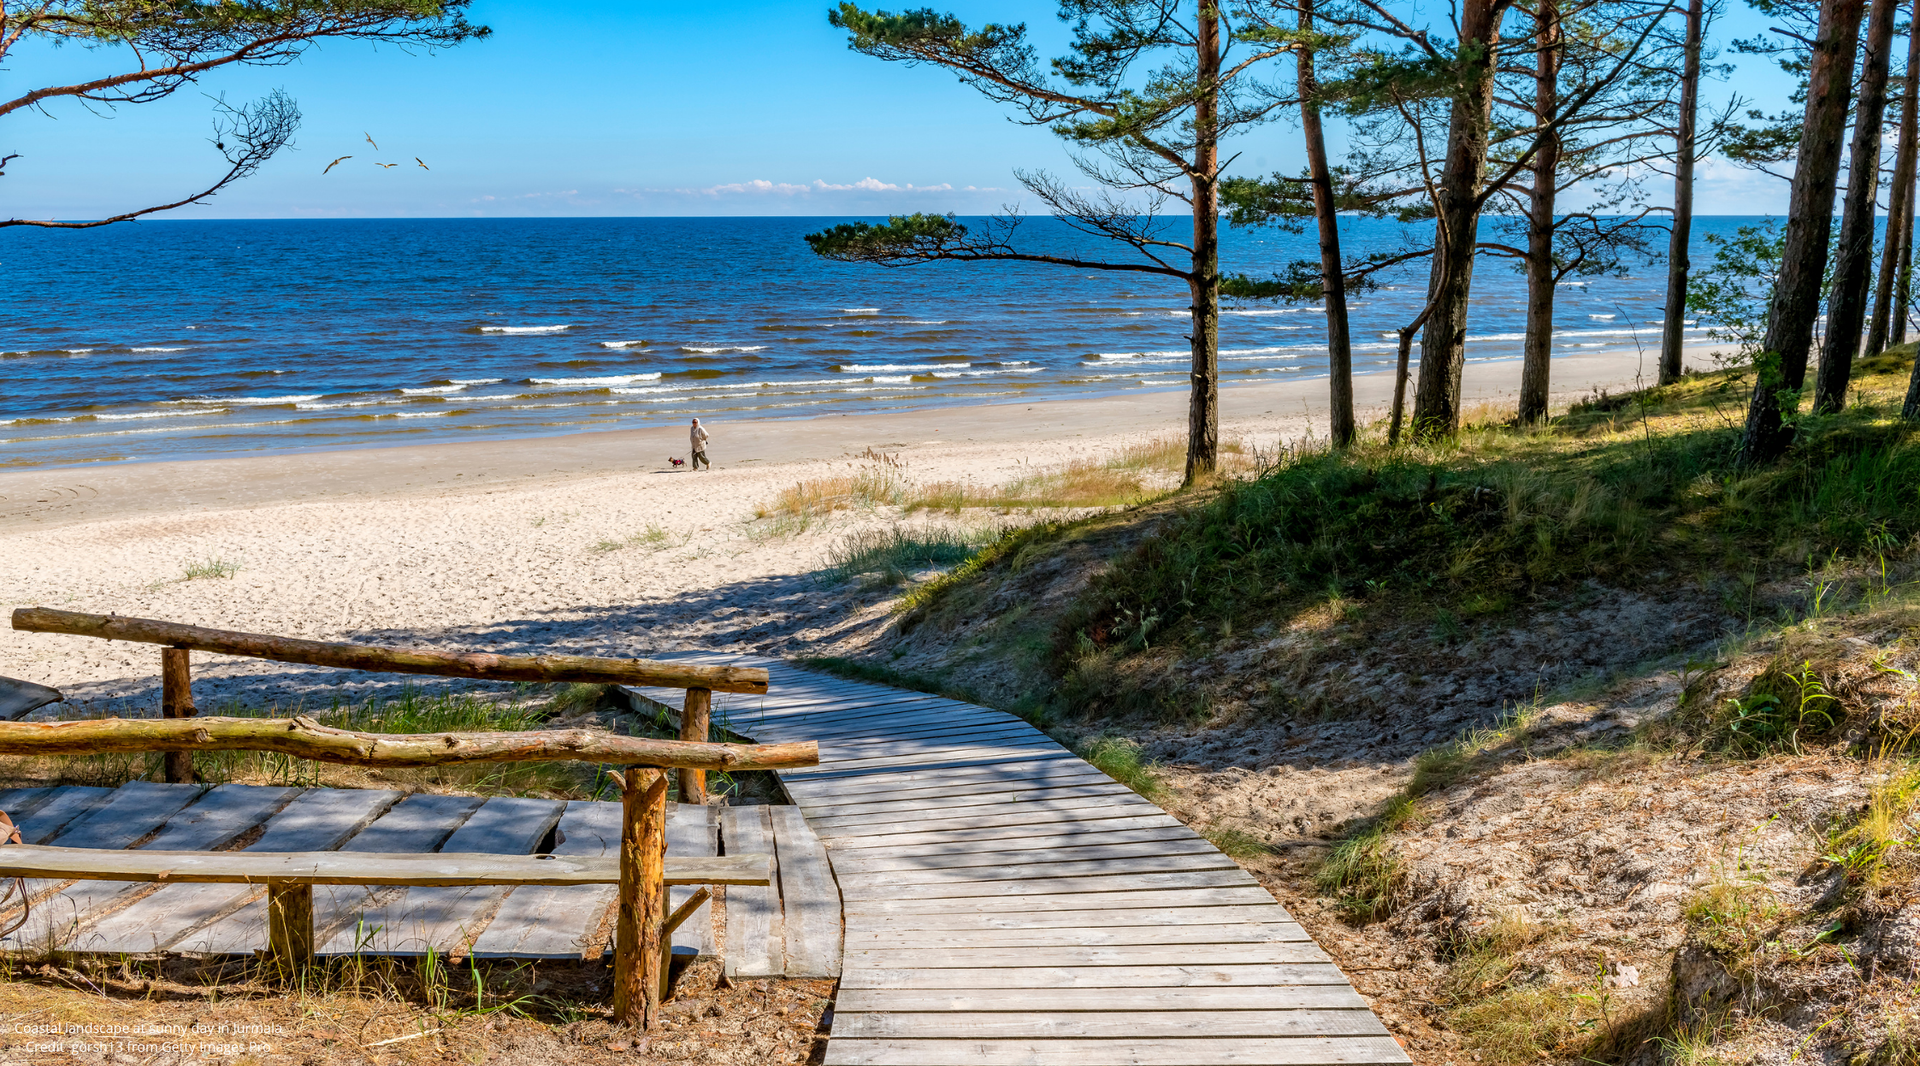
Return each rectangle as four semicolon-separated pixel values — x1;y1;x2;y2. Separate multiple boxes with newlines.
3;608;811;1030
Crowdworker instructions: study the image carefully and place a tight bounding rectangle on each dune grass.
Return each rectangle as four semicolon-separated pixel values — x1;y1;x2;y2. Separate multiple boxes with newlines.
821;526;994;587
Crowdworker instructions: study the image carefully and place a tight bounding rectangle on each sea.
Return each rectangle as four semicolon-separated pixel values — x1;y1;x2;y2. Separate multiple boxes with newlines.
0;215;1754;470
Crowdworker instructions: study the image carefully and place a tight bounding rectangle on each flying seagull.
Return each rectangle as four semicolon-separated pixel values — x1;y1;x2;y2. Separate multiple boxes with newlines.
415;157;429;170
365;132;379;150
322;155;351;174
374;162;398;169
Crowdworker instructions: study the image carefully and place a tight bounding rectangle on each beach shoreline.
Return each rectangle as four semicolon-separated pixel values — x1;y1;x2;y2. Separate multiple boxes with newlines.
0;345;1699;704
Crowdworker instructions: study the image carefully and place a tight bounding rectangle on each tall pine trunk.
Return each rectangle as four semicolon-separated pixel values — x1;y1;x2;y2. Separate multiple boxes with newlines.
1868;0;1919;355
1299;1;1355;446
1739;0;1866;461
1899;200;1916;346
1518;0;1561;424
1816;0;1897;412
1412;0;1511;439
1659;0;1705;384
1185;3;1221;483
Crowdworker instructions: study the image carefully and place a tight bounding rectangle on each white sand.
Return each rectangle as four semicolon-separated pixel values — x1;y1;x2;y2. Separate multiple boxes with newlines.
0;350;1703;713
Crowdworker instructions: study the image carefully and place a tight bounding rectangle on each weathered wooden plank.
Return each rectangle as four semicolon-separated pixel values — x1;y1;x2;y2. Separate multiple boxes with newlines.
842;923;1313;949
799;782;1143;821
0;675;63;721
822;1036;1409;1065
845;905;1299;931
317;795;564;956
832;986;1372;1013
832;1009;1391;1040
0;787;57;821
198;792;487;956
788;771;1119;813
838;869;1262;903
85;788;403;954
786;756;1100;794
842;886;1282;916
812;724;1049;756
785;712;1021;744
844;942;1332;968
665;803;717;958
783;744;1071;779
5;780;207;935
769;805;839;978
721;806;778;978
837;963;1357;990
829;823;1196;856
52;785;302;951
836;852;1242;890
469;800;623;960
812;801;1178;838
831;838;1223;874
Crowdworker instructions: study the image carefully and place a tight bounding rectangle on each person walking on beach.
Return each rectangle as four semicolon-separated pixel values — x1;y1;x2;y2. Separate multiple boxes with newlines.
689;417;711;470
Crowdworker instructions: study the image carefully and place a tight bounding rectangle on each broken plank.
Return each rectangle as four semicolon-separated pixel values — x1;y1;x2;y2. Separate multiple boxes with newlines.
769;805;839;978
721;805;778;978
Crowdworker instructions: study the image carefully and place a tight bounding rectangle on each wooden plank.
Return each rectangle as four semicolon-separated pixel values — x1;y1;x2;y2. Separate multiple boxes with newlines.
812;724;1049;755
784;746;1075;780
84;788;403;955
786;713;1024;745
843;923;1314;949
831;838;1223;874
837;869;1262;903
833;986;1372;1013
317;795;564;956
799;782;1143;821
822;1036;1409;1065
52;785;303;951
197;792;487;956
843;886;1282;916
845;905;1300;931
4;781;206;932
837;963;1357;990
836;852;1242;890
665;803;717;957
720;806;778;978
471;799;626;960
829;824;1196;856
0;845;766;888
831;1009;1390;1040
843;943;1332;968
786;765;1114;805
0;787;57;821
813;801;1180;838
769;805;839;978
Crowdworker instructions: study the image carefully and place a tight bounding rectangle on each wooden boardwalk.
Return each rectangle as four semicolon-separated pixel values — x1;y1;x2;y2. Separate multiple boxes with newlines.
642;655;1407;1066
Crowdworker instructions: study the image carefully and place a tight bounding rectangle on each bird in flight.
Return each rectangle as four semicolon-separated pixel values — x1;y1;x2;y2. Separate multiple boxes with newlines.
365;132;379;150
374;161;398;169
322;155;351;174
415;157;429;170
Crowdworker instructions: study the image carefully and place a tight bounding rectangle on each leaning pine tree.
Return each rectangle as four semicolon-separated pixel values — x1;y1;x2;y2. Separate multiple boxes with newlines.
806;2;1289;485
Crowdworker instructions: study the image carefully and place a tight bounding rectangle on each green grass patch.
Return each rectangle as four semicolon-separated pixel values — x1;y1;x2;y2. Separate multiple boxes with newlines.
1314;794;1417;922
822;526;991;588
1076;735;1165;801
183;557;241;580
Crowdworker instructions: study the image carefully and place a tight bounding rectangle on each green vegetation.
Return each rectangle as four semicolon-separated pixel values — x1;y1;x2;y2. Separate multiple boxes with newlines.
1314;794;1417;922
822;526;991;588
592;524;672;553
1075;735;1165;801
182;557;242;580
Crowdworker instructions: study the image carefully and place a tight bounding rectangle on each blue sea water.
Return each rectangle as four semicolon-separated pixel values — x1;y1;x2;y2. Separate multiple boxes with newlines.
0;215;1747;469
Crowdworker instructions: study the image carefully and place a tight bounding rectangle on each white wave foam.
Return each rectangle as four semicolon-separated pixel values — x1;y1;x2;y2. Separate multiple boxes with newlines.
527;373;664;386
833;362;964;372
451;378;506;385
600;340;649;349
401;385;466;395
868;375;914;384
1589;314;1616;320
1092;351;1184;360
841;307;880;314
680;345;769;354
930;367;1045;378
95;409;206;422
482;324;571;334
898;320;953;325
131;347;188;353
1223;308;1321;316
163;394;323;406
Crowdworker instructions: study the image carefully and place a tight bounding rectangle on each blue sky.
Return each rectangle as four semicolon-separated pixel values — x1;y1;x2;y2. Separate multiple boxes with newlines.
2;0;1803;220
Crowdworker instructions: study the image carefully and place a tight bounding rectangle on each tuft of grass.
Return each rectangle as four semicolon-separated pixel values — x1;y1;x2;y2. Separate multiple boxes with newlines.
1715;659;1840;755
1202;824;1269;860
182;557;241;580
1315;794;1417;922
1077;734;1165;801
1409;702;1542;796
592;524;672;554
1684;859;1783;956
1448;983;1587;1065
757;458;905;519
1823;759;1920;883
822;526;991;588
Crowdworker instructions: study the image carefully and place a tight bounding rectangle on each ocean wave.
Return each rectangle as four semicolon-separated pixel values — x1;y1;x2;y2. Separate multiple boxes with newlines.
1223;308;1321;316
400;385;467;395
832;362;964;372
868;375;914;384
162;394;324;407
930;367;1045;378
480;324;571;334
295;399;406;410
526;373;664;386
600;340;649;349
451;378;506;385
131;346;189;353
841;307;880;314
1091;351;1185;359
680;345;769;354
1589;314;1616;320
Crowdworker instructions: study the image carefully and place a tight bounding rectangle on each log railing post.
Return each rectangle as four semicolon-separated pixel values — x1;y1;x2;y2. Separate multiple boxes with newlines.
160;646;196;783
613;767;668;1029
266;882;314;972
678;687;712;804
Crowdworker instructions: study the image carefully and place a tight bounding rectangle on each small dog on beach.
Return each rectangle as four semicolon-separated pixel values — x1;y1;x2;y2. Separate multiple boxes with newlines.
668;457;686;468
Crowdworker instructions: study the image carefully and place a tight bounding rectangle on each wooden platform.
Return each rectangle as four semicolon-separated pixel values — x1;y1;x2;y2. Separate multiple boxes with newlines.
0;785;718;961
641;655;1408;1066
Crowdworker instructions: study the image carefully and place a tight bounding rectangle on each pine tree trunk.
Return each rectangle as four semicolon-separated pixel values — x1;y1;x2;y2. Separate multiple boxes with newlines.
1299;1;1355;447
1899;198;1916;346
1659;0;1705;385
1741;0;1866;461
1518;0;1561;424
1816;0;1897;412
1412;0;1510;439
1185;2;1222;484
1867;0;1919;356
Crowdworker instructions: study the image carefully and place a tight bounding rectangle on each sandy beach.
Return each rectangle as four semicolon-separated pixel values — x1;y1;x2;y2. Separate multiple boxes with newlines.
0;349;1699;711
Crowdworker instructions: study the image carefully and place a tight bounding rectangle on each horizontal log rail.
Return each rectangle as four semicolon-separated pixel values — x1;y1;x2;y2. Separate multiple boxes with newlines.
0;845;772;888
10;608;770;694
0;716;815;771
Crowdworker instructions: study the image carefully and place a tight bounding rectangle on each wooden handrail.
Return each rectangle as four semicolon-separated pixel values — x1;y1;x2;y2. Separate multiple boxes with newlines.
10;608;770;694
0;716;815;772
